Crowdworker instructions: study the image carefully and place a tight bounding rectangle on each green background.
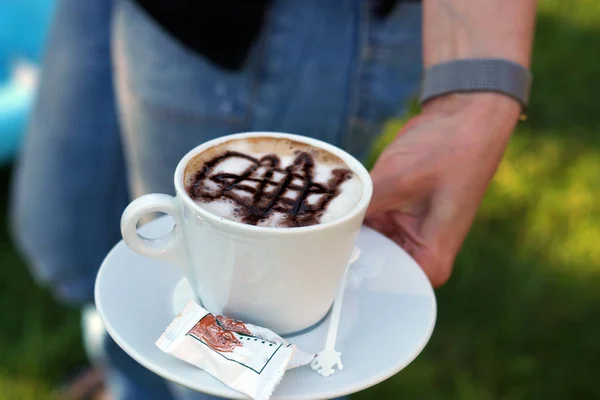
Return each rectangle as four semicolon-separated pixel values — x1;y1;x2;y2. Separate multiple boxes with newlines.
1;0;599;398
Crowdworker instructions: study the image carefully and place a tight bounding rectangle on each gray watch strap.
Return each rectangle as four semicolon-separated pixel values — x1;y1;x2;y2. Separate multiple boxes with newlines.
420;59;533;109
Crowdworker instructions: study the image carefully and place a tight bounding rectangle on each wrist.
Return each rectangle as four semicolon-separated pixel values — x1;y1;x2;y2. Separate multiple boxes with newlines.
423;92;520;116
421;92;522;137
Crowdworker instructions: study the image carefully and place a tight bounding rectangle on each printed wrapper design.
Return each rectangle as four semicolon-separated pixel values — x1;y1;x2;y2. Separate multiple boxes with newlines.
156;301;315;400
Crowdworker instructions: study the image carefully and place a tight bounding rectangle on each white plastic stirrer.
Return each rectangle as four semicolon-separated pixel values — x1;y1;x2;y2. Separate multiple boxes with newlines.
311;247;361;377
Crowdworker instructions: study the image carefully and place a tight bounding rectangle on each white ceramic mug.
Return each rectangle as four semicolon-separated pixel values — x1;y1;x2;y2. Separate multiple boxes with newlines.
120;132;373;334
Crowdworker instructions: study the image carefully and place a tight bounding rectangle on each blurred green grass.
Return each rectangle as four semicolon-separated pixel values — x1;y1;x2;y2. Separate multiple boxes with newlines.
2;0;600;399
0;164;85;398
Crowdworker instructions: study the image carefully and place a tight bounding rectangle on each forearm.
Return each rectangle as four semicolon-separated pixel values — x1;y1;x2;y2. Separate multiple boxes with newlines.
423;0;537;68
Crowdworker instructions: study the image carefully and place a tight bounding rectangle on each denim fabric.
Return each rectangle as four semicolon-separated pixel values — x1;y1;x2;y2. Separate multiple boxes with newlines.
113;0;422;198
11;0;129;304
11;0;422;398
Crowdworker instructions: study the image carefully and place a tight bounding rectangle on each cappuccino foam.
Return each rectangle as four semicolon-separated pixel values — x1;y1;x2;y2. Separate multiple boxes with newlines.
184;137;363;228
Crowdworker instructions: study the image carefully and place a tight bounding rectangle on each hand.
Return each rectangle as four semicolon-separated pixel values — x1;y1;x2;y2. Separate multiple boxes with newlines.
366;93;522;287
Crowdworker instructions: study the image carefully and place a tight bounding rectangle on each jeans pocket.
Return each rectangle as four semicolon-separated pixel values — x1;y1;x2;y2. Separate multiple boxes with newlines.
113;0;261;127
343;2;423;160
367;2;422;65
354;2;423;125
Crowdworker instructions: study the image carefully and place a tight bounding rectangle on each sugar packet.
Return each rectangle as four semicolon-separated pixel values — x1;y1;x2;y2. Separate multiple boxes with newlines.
156;301;315;400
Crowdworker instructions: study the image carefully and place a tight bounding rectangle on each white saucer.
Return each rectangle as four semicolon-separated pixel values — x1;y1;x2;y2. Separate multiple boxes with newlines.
95;217;437;400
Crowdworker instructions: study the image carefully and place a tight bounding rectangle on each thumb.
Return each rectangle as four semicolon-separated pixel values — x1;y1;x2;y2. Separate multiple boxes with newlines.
366;115;434;216
366;152;432;217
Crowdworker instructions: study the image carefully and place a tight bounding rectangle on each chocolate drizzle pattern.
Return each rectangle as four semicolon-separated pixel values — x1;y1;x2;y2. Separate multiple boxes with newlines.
187;151;353;227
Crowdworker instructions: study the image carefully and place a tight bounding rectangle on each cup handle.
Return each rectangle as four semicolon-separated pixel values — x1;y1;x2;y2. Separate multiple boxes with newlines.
120;194;185;266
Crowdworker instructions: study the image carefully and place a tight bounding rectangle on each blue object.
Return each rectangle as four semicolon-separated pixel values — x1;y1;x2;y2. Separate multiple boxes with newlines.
0;0;55;165
0;76;36;164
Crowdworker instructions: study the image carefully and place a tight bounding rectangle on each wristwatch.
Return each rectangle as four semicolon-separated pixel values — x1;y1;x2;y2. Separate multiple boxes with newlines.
420;58;533;120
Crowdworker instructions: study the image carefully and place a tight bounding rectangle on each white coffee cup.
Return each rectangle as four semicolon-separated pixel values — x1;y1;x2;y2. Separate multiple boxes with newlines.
120;132;373;334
